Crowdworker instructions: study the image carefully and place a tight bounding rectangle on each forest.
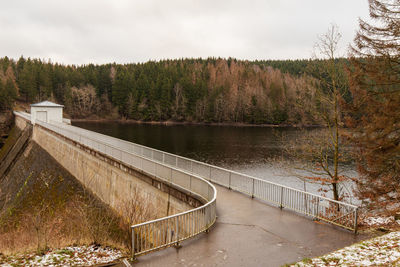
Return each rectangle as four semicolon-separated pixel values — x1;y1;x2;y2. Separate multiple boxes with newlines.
0;56;348;125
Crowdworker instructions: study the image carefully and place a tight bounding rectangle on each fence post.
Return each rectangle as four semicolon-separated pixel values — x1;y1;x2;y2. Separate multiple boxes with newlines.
251;179;255;198
175;216;180;247
228;172;231;189
131;227;136;260
206;206;211;233
315;198;320;221
354;207;358;234
280;187;284;209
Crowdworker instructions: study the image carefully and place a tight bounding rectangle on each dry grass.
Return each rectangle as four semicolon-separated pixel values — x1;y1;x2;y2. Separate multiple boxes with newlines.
115;186;156;254
0;139;155;257
0;173;154;257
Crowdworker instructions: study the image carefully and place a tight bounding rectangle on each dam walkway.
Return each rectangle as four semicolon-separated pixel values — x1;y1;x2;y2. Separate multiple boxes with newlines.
136;184;365;266
14;112;364;266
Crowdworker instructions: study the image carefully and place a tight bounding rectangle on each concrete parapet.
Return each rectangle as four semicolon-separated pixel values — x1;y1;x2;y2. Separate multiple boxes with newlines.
32;124;200;219
15;114;28;131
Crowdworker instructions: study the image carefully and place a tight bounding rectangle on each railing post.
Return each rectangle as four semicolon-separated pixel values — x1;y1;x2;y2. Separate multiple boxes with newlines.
205;206;210;233
280;187;284;209
354;207;358;234
175;216;180;247
131;227;136;260
315;198;320;221
228;172;231;189
251;179;255;198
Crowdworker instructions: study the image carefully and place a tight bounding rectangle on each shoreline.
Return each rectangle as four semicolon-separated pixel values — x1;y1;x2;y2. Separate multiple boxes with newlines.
71;118;322;128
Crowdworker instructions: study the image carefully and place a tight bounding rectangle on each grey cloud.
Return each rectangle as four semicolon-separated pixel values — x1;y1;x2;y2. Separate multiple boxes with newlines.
0;0;370;64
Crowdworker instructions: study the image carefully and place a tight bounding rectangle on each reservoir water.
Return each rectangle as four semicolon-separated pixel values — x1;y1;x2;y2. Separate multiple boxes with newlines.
73;121;357;203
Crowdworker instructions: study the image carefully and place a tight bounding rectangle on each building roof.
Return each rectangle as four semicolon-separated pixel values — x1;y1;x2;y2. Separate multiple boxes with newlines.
30;101;64;108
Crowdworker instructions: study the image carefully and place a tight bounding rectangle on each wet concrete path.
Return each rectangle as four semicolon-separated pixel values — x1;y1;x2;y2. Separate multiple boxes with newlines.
134;184;366;267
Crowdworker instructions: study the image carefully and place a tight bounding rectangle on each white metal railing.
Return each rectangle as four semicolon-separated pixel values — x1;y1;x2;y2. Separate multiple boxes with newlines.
49;117;359;232
15;111;359;235
14;112;217;257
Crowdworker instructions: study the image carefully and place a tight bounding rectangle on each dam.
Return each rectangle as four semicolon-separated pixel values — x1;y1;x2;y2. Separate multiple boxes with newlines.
10;109;363;266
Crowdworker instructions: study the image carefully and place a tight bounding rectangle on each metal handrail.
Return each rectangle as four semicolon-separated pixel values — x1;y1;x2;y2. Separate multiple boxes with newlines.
14;112;217;257
44;115;359;231
45;120;357;208
15;111;358;234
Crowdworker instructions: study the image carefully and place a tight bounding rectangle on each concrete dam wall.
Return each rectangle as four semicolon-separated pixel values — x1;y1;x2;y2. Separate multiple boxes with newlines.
13;112;217;257
15;115;199;220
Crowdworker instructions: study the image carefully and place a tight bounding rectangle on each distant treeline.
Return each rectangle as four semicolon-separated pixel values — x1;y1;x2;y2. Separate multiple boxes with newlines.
0;56;349;124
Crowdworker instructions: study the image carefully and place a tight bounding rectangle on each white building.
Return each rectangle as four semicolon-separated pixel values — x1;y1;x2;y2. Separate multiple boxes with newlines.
30;101;64;125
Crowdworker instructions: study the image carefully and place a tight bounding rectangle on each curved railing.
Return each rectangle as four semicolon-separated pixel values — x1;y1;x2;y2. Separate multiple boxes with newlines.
14;112;217;257
16;110;358;243
49;117;359;232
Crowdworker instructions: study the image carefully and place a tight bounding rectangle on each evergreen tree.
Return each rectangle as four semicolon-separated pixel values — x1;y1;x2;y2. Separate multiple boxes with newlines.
347;0;400;211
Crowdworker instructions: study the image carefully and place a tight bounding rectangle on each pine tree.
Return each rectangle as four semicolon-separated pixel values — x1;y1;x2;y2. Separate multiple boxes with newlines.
0;79;17;110
17;59;37;102
347;0;400;211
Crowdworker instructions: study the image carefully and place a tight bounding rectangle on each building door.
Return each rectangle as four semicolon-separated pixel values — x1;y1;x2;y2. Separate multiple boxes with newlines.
36;111;47;122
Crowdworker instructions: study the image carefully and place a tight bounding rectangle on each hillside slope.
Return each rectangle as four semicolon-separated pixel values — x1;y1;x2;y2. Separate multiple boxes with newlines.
0;136;126;254
0;57;345;125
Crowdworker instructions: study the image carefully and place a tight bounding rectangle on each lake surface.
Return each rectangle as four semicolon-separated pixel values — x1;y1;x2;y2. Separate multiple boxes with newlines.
73;121;357;202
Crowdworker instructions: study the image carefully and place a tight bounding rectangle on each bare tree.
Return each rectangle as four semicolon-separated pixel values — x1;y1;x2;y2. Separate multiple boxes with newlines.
282;24;351;201
172;83;186;120
116;185;154;254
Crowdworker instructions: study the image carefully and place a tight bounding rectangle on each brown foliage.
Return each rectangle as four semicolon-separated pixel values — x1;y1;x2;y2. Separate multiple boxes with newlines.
66;85;101;118
64;85;117;119
202;59;321;124
0;172;126;255
0;141;154;255
347;0;400;212
116;186;155;254
280;128;354;200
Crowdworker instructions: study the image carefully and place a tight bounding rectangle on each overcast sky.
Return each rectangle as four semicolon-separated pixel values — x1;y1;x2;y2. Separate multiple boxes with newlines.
0;0;370;65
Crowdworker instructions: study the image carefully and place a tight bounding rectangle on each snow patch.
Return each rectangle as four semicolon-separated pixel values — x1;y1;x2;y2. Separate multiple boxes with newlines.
363;216;394;226
292;231;400;266
0;245;123;267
